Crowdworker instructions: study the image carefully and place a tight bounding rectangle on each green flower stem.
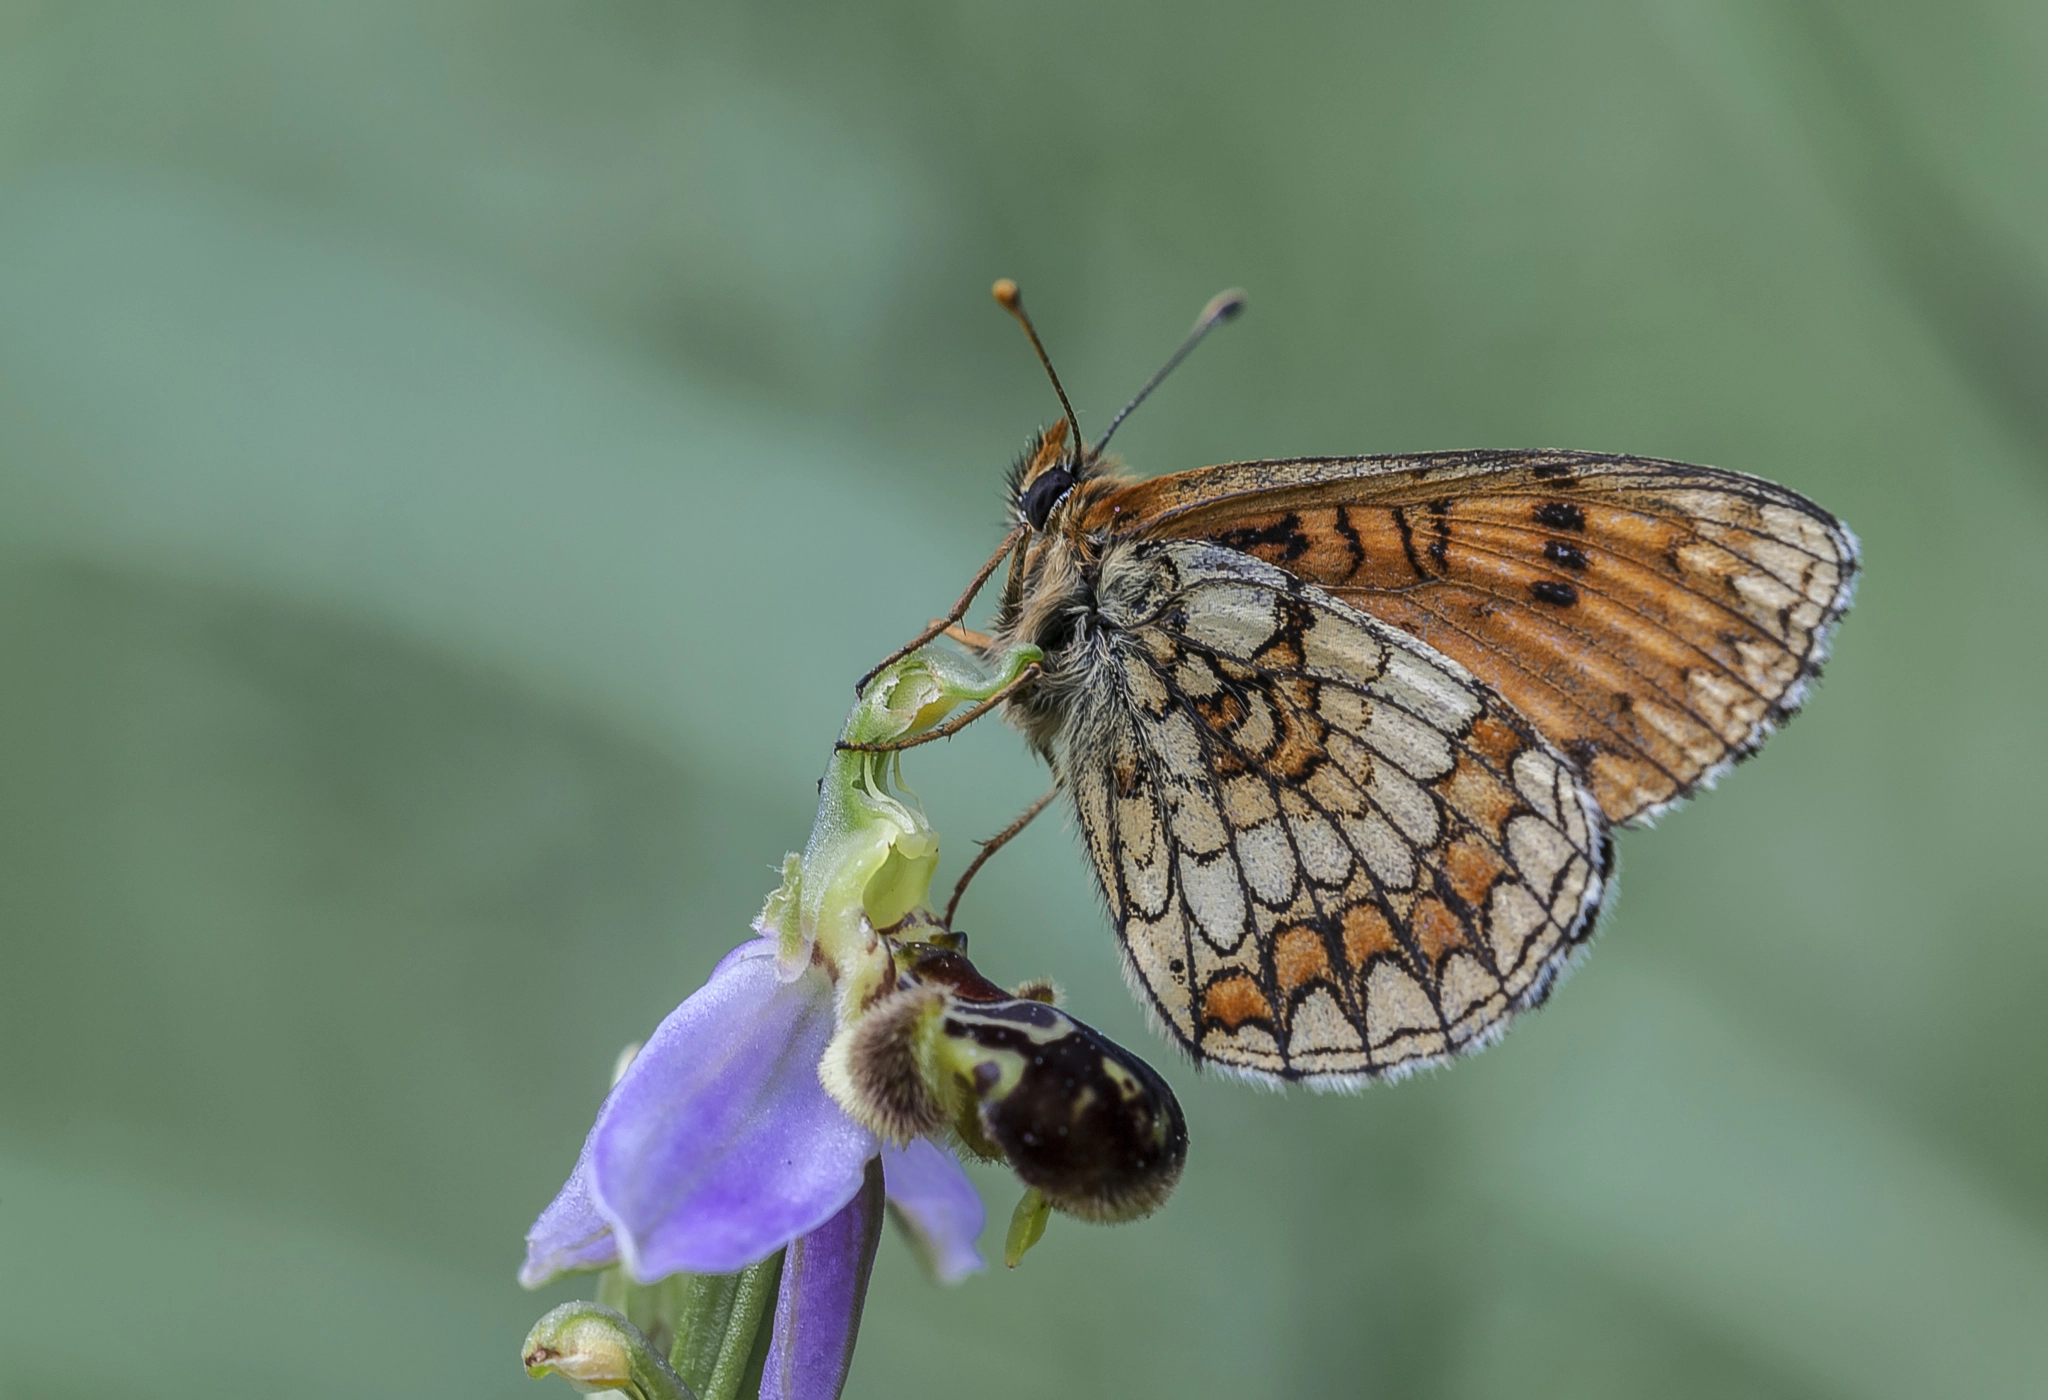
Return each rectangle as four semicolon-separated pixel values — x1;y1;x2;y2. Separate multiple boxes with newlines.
666;1252;786;1400
522;1301;695;1400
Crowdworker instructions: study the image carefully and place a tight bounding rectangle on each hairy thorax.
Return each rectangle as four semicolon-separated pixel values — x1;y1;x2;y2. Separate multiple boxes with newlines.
981;477;1128;757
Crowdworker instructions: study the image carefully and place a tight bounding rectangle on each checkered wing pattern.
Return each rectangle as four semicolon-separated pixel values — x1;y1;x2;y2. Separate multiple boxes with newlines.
1061;540;1612;1083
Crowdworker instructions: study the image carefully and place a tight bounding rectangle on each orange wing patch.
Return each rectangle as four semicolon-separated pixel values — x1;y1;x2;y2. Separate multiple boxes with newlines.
1089;451;1858;825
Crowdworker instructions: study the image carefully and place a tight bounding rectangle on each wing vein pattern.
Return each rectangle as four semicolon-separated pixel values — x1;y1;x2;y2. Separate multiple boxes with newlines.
1100;450;1860;825
1061;539;1611;1084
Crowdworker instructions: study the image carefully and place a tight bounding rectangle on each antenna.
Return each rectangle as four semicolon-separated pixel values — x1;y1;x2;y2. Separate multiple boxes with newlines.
1092;288;1246;457
992;279;1085;464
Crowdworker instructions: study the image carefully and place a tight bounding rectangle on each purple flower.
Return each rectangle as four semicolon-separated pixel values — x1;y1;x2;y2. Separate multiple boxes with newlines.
521;936;986;1394
518;649;1193;1399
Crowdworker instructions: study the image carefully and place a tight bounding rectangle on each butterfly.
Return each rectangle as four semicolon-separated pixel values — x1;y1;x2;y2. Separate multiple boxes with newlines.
864;281;1858;1088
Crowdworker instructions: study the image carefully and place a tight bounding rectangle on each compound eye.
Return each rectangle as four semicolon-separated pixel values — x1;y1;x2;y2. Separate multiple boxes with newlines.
1019;466;1076;530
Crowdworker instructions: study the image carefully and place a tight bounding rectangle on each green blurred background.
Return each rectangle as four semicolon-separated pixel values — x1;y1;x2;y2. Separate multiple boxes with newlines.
2;3;2044;1397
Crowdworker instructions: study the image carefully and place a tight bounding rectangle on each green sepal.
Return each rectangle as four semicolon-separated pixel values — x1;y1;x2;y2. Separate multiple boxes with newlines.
521;1301;695;1400
1004;1187;1052;1269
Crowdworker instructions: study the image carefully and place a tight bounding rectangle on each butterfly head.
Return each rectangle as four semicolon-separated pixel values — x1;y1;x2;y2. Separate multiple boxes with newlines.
992;277;1245;534
1007;420;1091;532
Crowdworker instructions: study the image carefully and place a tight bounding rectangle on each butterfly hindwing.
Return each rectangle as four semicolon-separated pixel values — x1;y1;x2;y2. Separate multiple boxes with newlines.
1090;452;1859;825
1060;539;1611;1083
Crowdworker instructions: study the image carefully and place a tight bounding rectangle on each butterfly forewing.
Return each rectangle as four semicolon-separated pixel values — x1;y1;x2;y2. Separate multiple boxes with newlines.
1061;539;1611;1083
1087;452;1859;825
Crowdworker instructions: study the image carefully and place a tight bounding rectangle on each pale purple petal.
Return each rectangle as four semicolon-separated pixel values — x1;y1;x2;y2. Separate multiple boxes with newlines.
519;1135;621;1288
880;1139;986;1284
590;939;878;1279
759;1158;885;1400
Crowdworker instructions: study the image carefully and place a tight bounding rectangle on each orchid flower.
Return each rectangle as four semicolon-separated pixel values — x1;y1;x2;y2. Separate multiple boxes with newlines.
520;646;1188;1400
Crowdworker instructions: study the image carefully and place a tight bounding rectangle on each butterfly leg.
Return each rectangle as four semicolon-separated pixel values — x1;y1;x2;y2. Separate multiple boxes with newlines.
943;784;1060;928
836;663;1041;754
854;527;1024;694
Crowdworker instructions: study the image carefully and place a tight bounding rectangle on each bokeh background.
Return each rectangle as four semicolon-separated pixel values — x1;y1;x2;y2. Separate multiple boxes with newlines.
2;3;2045;1397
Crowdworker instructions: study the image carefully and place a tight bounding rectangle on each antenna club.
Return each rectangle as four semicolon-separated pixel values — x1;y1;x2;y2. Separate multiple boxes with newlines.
1203;289;1248;325
990;277;1085;459
1090;284;1250;457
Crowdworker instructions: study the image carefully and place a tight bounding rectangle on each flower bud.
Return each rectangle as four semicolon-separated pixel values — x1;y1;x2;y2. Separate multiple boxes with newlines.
521;1302;691;1400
